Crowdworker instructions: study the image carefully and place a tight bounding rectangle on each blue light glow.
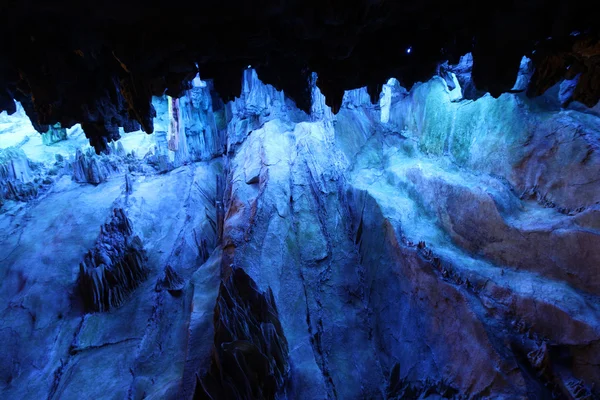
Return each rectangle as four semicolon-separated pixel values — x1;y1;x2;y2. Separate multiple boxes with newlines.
406;47;412;54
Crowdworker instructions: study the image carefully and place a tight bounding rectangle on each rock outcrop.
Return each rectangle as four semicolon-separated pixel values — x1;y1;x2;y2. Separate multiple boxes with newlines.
214;71;600;398
72;148;112;184
79;208;148;312
71;146;125;185
147;81;226;171
180;79;226;162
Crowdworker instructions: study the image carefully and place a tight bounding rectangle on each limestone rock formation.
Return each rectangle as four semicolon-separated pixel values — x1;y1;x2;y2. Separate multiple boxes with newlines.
215;71;600;398
0;64;599;400
180;79;226;162
41;124;68;145
72;148;111;184
0;147;38;201
147;82;226;171
156;264;185;293
386;362;459;399
71;146;126;185
79;208;148;312
196;267;290;400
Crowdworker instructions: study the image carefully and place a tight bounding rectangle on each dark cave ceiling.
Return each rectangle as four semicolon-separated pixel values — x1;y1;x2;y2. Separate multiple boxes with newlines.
0;0;598;152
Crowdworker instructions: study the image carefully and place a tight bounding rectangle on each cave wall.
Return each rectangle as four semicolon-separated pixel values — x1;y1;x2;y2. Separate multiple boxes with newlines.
0;66;599;399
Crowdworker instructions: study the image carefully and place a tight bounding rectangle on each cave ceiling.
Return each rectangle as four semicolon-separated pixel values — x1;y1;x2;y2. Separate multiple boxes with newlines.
0;0;598;152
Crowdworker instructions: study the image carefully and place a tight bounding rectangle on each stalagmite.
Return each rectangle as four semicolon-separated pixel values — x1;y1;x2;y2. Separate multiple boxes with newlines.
168;96;189;165
0;147;39;201
72;149;111;184
196;268;290;400
78;208;149;312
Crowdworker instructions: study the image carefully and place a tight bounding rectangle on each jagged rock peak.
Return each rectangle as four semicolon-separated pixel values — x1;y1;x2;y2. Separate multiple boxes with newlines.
196;267;290;400
72;149;109;185
0;1;598;153
78;208;148;313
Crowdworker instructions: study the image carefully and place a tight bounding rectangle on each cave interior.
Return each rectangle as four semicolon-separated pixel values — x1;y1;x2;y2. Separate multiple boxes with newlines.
0;1;599;399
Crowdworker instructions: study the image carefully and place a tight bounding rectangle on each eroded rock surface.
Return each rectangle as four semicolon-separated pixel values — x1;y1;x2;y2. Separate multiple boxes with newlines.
0;147;39;201
197;267;289;399
0;68;599;399
157;264;186;293
79;208;148;312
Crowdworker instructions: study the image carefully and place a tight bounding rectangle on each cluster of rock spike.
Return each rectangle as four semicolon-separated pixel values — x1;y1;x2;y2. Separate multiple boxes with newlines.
0;1;598;153
78;208;148;313
0;148;39;202
196;268;290;399
156;265;185;294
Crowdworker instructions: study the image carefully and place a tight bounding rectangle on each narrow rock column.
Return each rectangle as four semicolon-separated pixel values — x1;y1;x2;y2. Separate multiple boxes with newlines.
179;76;222;161
168;96;189;165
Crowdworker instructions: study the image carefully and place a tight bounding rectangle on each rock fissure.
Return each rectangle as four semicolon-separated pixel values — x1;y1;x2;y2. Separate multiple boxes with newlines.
69;337;141;356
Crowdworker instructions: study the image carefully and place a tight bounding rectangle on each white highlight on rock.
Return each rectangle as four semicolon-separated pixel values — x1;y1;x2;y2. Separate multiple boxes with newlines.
380;78;400;123
192;73;206;88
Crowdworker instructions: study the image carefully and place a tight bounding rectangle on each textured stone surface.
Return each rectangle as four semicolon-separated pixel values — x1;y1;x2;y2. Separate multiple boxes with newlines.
78;208;148;312
42;124;68;145
0;147;38;201
197;267;290;399
0;69;599;399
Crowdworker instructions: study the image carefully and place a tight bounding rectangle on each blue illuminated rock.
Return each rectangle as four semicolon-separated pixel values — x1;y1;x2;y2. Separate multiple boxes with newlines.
179;79;224;162
41;124;68;145
0;147;40;202
78;208;148;312
0;66;599;400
